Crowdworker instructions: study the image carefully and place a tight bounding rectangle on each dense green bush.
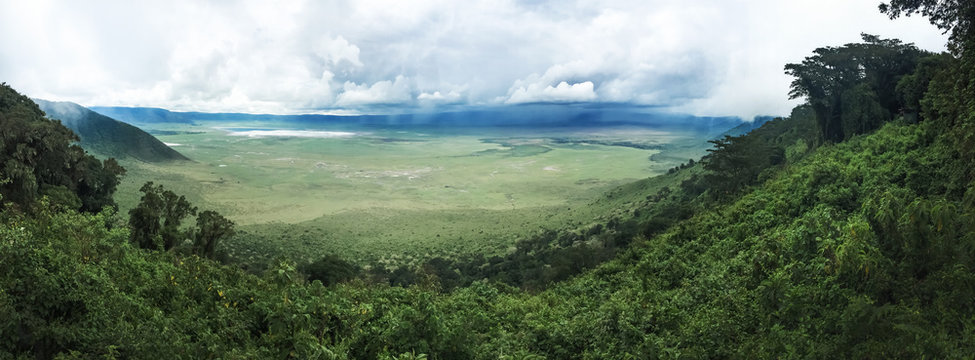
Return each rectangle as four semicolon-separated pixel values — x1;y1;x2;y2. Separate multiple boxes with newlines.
0;83;125;214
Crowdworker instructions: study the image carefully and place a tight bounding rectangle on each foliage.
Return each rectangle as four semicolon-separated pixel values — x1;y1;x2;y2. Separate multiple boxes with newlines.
702;133;784;195
785;34;927;142
896;53;953;115
886;0;975;183
7;113;975;358
128;182;197;251
127;181;236;260
880;0;975;54
300;254;359;286
0;83;125;213
194;210;235;259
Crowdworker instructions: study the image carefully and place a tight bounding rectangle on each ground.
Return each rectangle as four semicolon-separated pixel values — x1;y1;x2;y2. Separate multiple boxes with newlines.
114;120;711;266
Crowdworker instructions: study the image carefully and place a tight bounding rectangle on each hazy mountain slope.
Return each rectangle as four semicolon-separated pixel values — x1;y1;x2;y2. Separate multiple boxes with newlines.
89;106;195;125
35;100;189;162
91;104;745;135
719;115;775;138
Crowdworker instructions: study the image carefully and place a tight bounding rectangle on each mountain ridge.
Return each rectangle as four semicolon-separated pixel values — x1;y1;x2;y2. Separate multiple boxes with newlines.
91;105;748;137
34;99;189;163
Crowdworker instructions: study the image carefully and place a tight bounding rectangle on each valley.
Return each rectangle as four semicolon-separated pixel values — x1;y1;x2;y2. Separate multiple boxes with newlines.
112;119;714;266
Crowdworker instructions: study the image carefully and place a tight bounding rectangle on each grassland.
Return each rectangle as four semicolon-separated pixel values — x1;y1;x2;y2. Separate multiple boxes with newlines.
115;121;711;267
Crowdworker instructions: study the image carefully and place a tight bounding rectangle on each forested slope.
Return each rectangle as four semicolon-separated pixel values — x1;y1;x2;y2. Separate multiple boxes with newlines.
34;99;189;163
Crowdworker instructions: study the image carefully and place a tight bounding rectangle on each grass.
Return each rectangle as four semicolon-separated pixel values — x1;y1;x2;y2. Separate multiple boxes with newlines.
114;121;712;267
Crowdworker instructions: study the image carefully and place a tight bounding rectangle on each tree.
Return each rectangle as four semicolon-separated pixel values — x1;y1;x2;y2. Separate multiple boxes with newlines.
194;210;234;259
702;133;785;195
128;182;196;250
785;34;927;142
300;254;359;286
896;53;954;116
880;0;975;54
76;156;126;212
883;1;975;166
0;83;125;213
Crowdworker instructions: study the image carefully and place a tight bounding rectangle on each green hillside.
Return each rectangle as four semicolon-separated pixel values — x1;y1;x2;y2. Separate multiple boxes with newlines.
34;99;189;163
2;2;975;358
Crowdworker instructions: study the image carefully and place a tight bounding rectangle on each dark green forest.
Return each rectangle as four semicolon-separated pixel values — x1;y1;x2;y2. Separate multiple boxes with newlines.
3;1;975;358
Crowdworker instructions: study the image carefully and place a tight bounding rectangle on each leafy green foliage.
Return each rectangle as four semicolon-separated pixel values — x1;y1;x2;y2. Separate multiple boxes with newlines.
785;34;927;142
128;182;197;251
300;254;359;286
703;133;784;195
8;114;974;358
0;83;125;213
896;53;953;116
880;0;975;54
194;210;235;259
127;181;238;260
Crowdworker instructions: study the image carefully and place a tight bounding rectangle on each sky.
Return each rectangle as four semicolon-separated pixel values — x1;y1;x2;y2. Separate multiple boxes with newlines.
0;0;949;119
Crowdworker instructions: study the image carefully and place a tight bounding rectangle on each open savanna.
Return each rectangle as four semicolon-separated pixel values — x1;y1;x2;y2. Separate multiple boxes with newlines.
115;121;708;268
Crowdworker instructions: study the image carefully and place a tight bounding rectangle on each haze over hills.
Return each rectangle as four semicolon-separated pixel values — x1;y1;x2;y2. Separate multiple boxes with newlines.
91;104;748;137
34;99;189;163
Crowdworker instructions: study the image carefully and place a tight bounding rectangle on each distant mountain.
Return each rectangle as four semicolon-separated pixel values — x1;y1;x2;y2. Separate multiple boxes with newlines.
718;115;776;138
91;104;743;136
89;106;195;125
35;100;189;162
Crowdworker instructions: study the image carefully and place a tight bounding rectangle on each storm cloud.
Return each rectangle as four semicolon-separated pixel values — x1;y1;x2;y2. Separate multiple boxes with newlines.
0;0;948;119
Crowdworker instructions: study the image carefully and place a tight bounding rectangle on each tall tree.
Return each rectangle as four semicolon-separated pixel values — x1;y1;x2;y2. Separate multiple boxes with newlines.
194;210;234;259
128;182;196;250
785;34;926;142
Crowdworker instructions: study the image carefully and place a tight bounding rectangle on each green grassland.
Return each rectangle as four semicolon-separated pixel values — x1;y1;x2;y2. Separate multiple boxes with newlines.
115;121;710;267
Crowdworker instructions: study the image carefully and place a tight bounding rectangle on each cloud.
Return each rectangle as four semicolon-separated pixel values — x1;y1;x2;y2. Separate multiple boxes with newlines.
313;35;363;68
334;75;412;107
0;0;949;117
506;81;596;104
417;90;463;105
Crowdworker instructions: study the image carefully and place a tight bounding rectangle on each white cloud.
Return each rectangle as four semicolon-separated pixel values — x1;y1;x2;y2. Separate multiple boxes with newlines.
417;90;463;105
506;81;596;104
313;35;363;68
334;75;412;107
0;0;949;117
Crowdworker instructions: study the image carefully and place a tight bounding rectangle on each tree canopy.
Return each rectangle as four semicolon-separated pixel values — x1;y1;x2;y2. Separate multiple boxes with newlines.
880;0;975;54
785;34;927;143
0;83;125;213
128;182;196;251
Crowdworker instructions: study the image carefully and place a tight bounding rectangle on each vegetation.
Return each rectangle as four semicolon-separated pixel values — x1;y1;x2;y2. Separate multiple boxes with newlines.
2;3;975;358
784;34;927;143
0;83;125;213
114;121;703;268
34;99;189;163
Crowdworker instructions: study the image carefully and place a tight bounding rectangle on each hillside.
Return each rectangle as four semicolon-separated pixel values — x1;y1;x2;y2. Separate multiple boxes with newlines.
89;106;195;125
35;100;189;162
3;90;974;358
719;115;774;137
